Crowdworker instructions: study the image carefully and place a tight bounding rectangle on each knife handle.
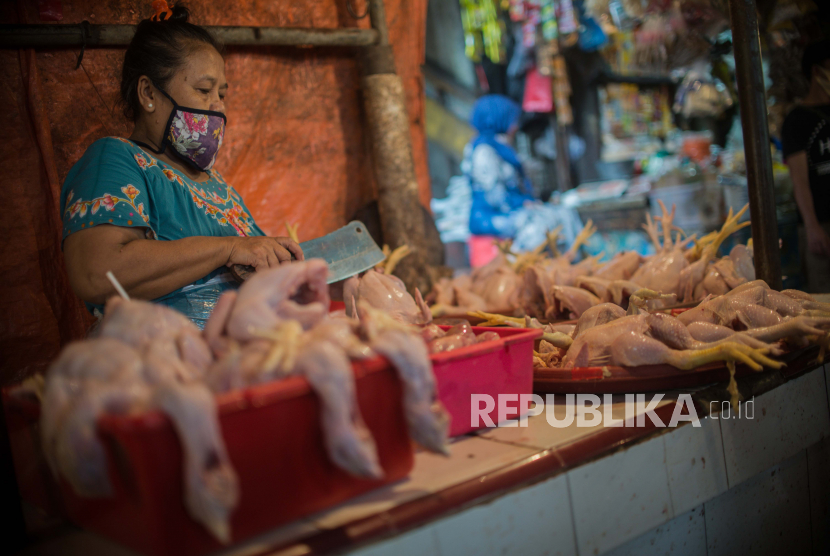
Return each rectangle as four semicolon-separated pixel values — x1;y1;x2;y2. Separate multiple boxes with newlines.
230;249;299;282
230;264;255;282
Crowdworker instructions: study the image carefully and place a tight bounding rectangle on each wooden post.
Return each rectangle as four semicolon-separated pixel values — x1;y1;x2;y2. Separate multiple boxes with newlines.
0;24;379;47
727;0;783;289
361;0;432;294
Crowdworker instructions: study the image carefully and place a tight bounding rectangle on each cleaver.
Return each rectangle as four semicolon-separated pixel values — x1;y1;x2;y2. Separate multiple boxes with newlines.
230;220;385;284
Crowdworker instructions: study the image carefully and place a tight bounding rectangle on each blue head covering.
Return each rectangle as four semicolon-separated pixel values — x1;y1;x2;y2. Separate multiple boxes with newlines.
470;94;524;177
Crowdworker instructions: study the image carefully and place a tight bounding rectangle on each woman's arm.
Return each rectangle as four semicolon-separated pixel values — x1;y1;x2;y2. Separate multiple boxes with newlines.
787;151;830;256
64;225;303;304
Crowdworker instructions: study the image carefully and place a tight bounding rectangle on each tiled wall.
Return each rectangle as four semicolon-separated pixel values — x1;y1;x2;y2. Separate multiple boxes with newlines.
349;364;830;556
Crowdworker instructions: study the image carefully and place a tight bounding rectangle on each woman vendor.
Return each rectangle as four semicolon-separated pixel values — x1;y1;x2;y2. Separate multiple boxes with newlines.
61;4;301;327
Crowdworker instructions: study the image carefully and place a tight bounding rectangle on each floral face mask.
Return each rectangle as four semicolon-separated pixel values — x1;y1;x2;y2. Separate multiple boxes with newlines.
137;84;226;171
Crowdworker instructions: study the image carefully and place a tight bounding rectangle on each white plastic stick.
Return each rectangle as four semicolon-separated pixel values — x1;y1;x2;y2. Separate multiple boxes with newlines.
106;271;131;301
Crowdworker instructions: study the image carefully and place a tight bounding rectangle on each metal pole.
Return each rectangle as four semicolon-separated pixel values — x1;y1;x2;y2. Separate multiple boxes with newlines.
0;24;378;48
727;0;782;290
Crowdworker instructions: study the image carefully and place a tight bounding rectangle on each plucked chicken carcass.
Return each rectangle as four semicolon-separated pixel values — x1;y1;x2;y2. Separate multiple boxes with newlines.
536;221;599;286
294;328;384;479
677;206;749;302
207;315;385;480
209;258;330;343
422;321;501;353
99;296;213;378
548;286;602;320
677;281;830;344
344;268;432;325
469;257;523;311
629;202;693;298
429;252;524;315
520;223;600;319
563;311;780;370
357;301;450;455
43;321;239;543
593;250;644;281
204;261;450;470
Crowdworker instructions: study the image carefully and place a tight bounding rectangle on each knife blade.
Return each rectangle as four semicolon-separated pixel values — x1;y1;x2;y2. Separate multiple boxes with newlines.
230;221;385;284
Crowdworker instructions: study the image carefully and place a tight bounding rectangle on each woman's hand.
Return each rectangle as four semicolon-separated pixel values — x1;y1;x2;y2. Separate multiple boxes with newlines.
226;236;304;269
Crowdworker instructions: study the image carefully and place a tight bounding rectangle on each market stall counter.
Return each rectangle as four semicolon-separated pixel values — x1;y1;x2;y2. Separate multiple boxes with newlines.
16;351;830;556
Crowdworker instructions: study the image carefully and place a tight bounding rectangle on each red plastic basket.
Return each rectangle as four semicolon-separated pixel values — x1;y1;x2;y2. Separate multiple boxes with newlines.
4;358;414;556
432;326;542;436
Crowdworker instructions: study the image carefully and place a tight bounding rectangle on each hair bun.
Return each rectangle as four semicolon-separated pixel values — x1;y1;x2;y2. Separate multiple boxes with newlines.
168;5;190;23
149;1;190;23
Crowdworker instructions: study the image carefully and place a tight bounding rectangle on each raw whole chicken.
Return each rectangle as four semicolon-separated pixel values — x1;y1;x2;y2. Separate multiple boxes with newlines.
41;338;150;498
729;243;755;281
471;265;523;311
425;322;500;353
695;256;747;298
549;286;601;319
42;331;239;543
563;312;780;370
294;335;383;479
571;303;627;338
521;265;557;320
344;269;432;325
430;203;761;321
678;206;749;302
99;297;213;377
677;281;830;344
593;251;644;281
357;301;450;454
429;255;522;314
575;276;612;303
213;258;330;342
206;263;449;469
630;203;692;298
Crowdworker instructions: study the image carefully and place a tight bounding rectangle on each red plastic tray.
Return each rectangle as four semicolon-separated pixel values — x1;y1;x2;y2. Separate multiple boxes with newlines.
533;362;757;394
433;326;542;436
4;358;414;556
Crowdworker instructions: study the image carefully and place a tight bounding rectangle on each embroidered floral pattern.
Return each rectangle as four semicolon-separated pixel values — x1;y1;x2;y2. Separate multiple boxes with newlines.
64;185;150;225
157;158;255;237
134;152;157;170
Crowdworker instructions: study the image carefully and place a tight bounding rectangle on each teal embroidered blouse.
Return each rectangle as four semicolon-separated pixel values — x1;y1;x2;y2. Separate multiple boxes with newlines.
60;137;265;326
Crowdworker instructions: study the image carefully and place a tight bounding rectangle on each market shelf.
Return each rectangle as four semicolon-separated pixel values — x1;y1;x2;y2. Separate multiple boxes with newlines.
595;70;678;87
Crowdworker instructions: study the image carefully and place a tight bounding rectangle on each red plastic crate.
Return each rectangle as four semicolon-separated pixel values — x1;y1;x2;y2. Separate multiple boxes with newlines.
432;326;542;436
4;358;414;556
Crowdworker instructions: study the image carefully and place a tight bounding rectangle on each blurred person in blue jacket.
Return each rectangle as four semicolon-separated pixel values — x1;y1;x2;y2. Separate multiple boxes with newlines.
464;95;535;238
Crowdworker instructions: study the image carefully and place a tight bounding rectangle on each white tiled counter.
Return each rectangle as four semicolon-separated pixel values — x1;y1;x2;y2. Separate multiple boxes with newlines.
17;362;830;556
342;364;830;556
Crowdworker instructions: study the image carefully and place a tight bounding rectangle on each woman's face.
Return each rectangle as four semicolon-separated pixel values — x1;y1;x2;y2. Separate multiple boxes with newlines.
162;45;227;113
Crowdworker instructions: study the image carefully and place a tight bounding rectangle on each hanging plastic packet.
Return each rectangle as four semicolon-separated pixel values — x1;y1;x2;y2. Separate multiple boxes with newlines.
509;0;526;22
540;0;559;42
523;67;554;113
557;0;580;39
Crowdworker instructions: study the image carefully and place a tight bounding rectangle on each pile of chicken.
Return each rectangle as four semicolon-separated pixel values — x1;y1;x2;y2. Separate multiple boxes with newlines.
34;260;451;545
429;202;759;321
518;281;830;384
342;246;505;353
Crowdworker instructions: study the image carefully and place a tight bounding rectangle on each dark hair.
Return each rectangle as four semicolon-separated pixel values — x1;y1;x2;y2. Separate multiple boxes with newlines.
120;4;224;121
801;39;830;81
